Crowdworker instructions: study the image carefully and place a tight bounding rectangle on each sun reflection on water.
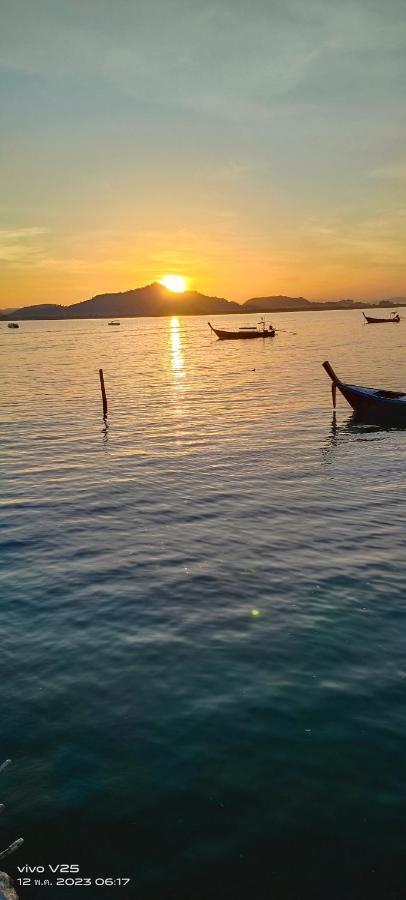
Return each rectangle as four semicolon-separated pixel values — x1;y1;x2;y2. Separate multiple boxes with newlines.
169;316;185;377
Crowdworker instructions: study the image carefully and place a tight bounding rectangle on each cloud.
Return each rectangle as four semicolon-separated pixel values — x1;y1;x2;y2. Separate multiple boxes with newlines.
369;161;406;180
297;210;406;270
0;226;49;263
0;227;48;239
1;0;404;121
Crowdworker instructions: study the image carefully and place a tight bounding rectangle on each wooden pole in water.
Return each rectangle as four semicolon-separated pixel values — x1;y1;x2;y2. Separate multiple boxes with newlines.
99;369;108;418
322;361;338;410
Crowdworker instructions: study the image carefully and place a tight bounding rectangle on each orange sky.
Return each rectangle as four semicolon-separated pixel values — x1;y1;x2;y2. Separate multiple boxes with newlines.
1;0;405;307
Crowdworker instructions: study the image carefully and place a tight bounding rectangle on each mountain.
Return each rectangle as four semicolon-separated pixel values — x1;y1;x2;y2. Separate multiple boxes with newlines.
0;283;241;320
67;282;240;317
1;283;405;320
1;303;69;320
378;297;406;306
242;295;387;312
243;295;312;312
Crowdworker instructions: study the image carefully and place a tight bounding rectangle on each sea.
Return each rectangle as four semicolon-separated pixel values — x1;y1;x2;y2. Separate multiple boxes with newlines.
1;310;406;900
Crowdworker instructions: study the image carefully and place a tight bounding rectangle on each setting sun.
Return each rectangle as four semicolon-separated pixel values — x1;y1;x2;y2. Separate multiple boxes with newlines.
159;274;187;293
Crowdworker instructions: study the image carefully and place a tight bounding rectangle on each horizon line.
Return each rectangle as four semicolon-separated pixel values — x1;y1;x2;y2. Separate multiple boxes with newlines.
1;279;406;311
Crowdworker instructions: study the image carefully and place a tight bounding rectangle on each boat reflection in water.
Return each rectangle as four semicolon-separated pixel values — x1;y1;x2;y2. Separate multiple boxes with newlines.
322;409;406;463
321;413;339;463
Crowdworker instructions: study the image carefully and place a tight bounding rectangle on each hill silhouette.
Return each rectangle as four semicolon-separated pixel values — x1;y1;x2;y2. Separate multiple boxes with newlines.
1;282;240;319
1;281;403;320
2;303;69;319
243;295;312;312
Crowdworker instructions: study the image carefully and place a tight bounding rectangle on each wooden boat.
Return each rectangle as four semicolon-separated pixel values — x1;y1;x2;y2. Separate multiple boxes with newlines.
108;321;120;326
7;323;19;329
323;360;406;423
209;319;275;340
363;312;400;323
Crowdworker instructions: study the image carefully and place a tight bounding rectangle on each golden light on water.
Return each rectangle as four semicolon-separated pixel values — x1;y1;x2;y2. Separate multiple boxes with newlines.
159;274;187;293
169;316;185;376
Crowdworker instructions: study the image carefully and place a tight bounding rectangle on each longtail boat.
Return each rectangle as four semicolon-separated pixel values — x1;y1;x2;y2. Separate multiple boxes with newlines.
363;312;400;323
323;360;406;423
209;319;275;340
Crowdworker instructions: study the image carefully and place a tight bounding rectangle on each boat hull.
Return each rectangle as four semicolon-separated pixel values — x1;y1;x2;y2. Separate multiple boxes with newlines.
337;384;406;423
209;322;275;340
323;362;406;424
363;313;400;323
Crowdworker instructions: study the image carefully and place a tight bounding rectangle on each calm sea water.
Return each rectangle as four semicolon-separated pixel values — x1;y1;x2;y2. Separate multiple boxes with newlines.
1;310;406;900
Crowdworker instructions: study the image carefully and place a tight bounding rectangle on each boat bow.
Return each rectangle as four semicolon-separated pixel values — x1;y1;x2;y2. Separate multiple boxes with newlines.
322;360;406;423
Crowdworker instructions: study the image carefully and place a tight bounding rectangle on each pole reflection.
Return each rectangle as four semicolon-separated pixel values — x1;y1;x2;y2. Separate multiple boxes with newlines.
321;413;338;463
101;416;109;445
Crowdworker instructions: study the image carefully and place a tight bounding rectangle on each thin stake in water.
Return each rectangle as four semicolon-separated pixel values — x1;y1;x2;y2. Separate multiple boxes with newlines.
99;368;108;418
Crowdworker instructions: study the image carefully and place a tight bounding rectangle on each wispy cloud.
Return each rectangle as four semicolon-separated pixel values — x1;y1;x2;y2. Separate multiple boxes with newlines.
369;161;406;180
0;227;48;263
0;227;47;239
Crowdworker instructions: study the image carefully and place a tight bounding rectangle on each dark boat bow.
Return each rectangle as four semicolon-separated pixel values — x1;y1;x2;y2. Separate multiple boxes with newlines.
322;360;406;424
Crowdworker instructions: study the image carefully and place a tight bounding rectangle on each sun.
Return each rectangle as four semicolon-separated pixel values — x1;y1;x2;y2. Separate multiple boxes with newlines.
159;274;187;293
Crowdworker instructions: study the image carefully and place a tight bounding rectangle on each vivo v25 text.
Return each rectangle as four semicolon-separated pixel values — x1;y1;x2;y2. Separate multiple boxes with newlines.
16;864;130;887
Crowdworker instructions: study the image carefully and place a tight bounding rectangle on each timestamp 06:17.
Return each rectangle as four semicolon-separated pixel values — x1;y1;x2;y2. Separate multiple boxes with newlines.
17;877;131;887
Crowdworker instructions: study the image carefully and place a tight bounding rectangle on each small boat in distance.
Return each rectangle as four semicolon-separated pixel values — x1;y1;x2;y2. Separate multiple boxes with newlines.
108;321;120;326
209;318;275;340
322;360;406;424
363;311;400;323
7;323;19;329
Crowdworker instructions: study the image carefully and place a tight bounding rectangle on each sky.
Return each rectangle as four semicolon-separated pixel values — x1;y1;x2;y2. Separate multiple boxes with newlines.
0;0;405;307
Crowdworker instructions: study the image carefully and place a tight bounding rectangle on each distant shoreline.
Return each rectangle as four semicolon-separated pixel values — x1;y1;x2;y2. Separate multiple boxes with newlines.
1;281;405;321
1;303;405;322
